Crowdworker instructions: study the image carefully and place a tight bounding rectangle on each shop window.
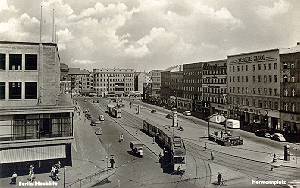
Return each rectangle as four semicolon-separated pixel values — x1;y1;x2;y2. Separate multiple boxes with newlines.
25;82;37;99
9;82;22;99
0;53;5;70
9;54;22;70
0;82;5;99
25;54;37;70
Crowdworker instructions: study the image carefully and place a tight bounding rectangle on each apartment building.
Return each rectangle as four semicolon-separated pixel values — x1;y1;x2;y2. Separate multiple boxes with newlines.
134;72;151;95
149;70;163;97
227;49;281;130
0;41;74;176
279;43;300;141
60;63;71;94
181;62;202;112
68;68;92;96
202;60;227;116
93;68;134;97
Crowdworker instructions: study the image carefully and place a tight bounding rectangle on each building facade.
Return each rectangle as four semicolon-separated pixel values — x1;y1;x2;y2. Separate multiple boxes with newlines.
227;49;281;131
202;60;227;116
134;72;151;95
149;70;163;97
0;41;73;176
93;68;134;97
60;63;71;94
279;44;300;141
181;62;202;112
68;68;92;96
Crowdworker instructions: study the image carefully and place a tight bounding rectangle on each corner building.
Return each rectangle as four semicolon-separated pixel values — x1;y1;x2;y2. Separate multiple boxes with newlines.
0;41;73;177
227;49;281;131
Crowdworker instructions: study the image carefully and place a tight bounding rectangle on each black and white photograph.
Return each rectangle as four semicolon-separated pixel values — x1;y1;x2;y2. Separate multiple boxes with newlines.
0;0;299;187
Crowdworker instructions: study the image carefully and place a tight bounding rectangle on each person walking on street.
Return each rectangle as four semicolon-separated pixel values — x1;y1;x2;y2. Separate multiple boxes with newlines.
10;172;17;184
211;151;214;161
217;172;223;185
110;156;115;168
28;165;35;182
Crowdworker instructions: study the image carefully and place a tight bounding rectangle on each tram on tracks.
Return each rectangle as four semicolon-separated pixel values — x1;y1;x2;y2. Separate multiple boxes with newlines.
107;103;122;118
142;120;186;173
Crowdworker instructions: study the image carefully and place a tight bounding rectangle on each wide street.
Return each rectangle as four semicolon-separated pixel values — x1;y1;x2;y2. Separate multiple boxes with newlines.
74;97;300;188
75;97;200;188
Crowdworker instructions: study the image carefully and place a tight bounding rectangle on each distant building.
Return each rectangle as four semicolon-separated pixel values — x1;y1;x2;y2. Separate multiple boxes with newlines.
279;43;300;141
68;68;92;96
134;72;151;95
202;60;227;116
0;41;74;176
60;63;71;94
93;68;134;97
149;70;163;97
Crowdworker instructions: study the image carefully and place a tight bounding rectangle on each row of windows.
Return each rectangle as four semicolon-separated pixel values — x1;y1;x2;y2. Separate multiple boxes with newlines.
183;71;201;76
230;97;279;110
203;96;226;104
0;82;37;100
230;87;278;96
183;86;201;92
203;87;227;94
230;62;277;72
202;78;226;84
282;102;297;112
95;73;134;77
202;69;226;75
0;53;37;71
229;75;278;83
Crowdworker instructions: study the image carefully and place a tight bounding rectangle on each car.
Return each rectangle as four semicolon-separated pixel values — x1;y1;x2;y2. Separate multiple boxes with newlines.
99;115;105;121
255;129;270;137
166;114;173;119
151;109;156;113
172;108;177;111
272;133;286;142
84;99;87;102
95;128;103;135
90;121;96;126
183;111;191;116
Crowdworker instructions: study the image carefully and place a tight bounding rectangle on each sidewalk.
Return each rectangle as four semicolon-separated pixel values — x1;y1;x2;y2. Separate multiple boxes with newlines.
0;104;109;188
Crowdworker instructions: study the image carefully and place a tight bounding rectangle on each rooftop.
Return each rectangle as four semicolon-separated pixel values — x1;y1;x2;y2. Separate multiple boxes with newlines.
0;41;57;46
68;68;90;75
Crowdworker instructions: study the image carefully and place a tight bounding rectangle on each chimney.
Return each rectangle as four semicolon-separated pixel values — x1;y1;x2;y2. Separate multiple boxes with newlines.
297;42;300;46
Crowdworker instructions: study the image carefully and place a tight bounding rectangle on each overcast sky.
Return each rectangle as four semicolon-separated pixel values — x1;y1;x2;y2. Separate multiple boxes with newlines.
0;0;299;71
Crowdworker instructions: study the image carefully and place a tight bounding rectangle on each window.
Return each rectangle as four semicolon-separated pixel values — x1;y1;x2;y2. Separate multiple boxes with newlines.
9;54;22;70
258;88;261;95
284;89;288;96
264;75;267;83
258;100;262;108
264;64;267;70
0;82;5;99
258;64;261;70
253;76;255;82
237;66;240;71
274;88;278;96
292;88;295;96
274;75;278;82
237;76;240;82
25;54;37;70
253;65;255;71
253;99;256;107
292;103;295;112
274;63;277;69
9;82;21;99
246;65;248;71
283;75;288;83
233;76;235;82
269;75;272;83
283;63;288;69
268;63;271;70
258;75;261;82
25;82;37;99
233;66;235;72
274;102;278;110
246;76;248;82
0;53;5;70
269;88;272;96
264;88;267;95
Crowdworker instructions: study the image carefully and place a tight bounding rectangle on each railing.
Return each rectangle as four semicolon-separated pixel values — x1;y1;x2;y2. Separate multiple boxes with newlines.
65;168;115;188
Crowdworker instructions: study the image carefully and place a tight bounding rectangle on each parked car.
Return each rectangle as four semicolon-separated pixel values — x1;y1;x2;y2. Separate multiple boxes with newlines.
151;109;156;113
183;111;191;116
255;129;270;137
95;128;103;135
99;115;105;121
166;114;173;119
172;107;177;111
90;121;96;126
272;133;286;142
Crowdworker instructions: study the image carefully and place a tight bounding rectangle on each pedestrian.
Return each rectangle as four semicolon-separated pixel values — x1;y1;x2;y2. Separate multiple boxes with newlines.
10;172;17;184
217;172;222;185
221;131;223;138
273;154;277;163
110;156;115;168
211;151;214;161
204;142;207;150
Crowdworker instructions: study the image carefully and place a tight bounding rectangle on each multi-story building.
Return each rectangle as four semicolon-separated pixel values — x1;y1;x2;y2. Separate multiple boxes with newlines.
227;49;281;130
93;68;134;97
60;63;71;94
160;65;183;108
0;41;74;176
279;43;300;141
149;70;163;97
181;62;202;112
68;68;92;96
202;60;227;116
134;72;151;95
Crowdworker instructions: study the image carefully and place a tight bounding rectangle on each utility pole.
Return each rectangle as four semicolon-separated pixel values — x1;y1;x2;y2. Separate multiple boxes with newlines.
63;167;66;188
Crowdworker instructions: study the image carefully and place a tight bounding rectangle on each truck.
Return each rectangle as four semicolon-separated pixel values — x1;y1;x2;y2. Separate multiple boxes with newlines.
209;131;243;146
226;119;240;129
130;141;144;157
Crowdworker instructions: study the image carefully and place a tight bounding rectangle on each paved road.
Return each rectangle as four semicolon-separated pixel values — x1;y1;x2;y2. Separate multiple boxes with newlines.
75;97;199;188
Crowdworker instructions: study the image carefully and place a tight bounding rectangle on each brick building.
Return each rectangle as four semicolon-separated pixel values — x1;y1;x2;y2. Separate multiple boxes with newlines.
0;41;73;176
93;68;134;97
68;68;92;96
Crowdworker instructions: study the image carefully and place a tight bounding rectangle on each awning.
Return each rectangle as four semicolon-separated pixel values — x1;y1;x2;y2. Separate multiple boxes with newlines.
0;145;66;164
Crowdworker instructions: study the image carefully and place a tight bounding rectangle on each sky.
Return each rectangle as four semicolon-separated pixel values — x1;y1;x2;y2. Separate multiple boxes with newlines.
0;0;299;71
